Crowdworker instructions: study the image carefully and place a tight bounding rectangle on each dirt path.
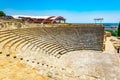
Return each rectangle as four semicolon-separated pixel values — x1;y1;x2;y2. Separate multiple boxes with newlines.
104;36;120;63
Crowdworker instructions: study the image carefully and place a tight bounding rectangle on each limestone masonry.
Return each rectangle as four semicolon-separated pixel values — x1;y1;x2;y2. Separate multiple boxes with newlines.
1;22;120;80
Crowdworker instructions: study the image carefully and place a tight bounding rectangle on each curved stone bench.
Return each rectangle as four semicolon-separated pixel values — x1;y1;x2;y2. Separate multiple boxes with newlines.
9;30;67;57
0;25;104;58
1;36;20;53
0;35;18;51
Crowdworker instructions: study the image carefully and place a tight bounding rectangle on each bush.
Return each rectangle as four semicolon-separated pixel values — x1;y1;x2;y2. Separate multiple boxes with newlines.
106;30;118;36
112;31;118;36
0;11;6;17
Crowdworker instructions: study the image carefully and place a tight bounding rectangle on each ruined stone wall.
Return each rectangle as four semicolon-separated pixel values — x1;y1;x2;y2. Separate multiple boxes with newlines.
0;19;26;31
42;24;104;51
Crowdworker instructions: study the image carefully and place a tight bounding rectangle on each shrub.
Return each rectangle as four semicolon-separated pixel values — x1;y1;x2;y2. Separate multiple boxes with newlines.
0;11;6;17
106;30;118;36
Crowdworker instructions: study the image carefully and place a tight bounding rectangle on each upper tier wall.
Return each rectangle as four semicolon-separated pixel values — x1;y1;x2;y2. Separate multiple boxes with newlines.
41;24;104;51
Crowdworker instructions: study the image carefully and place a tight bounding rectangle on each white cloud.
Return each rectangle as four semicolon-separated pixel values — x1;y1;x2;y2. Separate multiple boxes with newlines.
4;9;120;23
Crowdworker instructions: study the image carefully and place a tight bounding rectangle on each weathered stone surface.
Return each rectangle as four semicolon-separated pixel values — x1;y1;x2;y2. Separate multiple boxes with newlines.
59;51;120;80
0;23;119;80
0;19;26;31
0;52;53;80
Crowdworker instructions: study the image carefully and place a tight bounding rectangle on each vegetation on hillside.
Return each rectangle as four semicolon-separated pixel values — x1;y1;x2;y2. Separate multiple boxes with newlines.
118;22;120;36
106;30;118;36
0;11;6;17
105;22;120;37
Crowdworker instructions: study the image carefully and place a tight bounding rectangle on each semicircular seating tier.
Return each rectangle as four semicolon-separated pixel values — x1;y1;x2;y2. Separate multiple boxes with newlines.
0;25;104;59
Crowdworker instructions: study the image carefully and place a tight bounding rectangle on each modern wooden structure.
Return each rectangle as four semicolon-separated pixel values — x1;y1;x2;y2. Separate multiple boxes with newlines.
18;16;66;24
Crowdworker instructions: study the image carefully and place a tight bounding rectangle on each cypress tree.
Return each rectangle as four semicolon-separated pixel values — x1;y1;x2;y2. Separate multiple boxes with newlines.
118;22;120;36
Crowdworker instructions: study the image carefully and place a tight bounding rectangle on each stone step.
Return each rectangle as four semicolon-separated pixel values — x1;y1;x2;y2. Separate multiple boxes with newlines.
0;32;14;38
2;36;21;50
10;38;27;53
50;47;67;55
0;36;20;53
0;30;11;34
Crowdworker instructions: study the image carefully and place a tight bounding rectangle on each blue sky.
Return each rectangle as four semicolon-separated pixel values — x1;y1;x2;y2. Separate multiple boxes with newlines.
0;0;120;23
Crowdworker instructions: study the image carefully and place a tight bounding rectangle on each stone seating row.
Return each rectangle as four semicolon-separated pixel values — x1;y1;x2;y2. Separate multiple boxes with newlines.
0;28;70;58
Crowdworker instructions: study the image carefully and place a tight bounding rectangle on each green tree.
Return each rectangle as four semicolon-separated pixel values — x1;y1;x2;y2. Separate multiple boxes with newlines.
0;11;6;17
118;22;120;36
